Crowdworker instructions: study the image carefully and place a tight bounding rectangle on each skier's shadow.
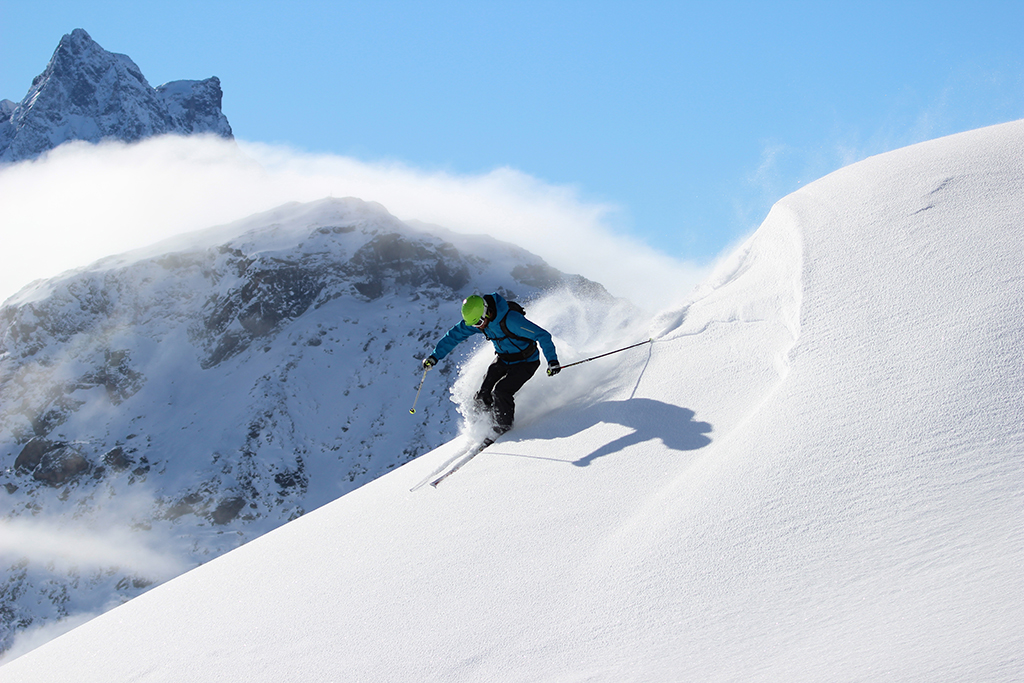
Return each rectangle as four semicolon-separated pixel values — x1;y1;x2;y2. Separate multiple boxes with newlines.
527;398;712;467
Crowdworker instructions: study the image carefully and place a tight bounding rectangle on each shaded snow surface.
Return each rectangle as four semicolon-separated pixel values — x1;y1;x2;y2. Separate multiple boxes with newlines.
4;121;1023;681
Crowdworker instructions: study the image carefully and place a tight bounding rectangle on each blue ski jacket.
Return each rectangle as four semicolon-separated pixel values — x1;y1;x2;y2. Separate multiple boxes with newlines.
431;293;558;365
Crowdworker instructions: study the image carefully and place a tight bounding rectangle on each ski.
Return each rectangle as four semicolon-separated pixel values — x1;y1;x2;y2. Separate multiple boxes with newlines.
410;439;482;491
429;437;494;488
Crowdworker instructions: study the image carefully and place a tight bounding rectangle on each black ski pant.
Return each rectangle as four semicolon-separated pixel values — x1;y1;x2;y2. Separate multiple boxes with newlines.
475;358;540;433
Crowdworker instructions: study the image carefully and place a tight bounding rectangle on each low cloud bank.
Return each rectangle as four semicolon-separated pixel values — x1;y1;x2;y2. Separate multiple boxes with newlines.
0;136;711;308
0;514;189;580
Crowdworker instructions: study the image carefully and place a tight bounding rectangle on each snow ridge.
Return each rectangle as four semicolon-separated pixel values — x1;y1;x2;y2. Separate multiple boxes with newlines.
3;122;1023;681
2;124;1024;683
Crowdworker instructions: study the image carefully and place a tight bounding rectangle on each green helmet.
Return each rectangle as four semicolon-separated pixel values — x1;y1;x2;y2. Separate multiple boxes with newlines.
461;295;487;326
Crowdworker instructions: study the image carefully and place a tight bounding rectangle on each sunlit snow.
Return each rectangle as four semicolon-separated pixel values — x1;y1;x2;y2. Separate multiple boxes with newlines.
3;121;1022;682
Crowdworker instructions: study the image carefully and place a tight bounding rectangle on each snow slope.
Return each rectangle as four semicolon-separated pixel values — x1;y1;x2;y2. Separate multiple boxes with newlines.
4;120;1023;681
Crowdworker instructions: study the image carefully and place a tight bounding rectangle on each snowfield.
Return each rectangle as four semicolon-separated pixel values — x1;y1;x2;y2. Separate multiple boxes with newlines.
3;120;1023;681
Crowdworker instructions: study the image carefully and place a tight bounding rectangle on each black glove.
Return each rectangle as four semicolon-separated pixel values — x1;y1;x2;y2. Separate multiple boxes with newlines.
546;360;561;377
422;355;438;370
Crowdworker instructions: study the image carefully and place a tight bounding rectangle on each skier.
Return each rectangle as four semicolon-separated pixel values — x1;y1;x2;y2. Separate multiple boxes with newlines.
422;293;560;437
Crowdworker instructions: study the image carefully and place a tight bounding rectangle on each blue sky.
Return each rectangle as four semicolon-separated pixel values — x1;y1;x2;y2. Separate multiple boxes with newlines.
3;0;1023;264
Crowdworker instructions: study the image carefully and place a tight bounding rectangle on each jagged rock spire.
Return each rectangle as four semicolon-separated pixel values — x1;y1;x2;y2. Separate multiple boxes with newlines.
0;29;232;163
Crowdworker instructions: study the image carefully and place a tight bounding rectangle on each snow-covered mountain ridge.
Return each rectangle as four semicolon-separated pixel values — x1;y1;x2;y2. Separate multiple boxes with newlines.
0;196;617;656
4;119;1020;681
0;29;231;163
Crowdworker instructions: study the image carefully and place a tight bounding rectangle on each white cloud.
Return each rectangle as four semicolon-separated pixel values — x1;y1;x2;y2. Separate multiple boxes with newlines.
0;514;189;580
0;136;708;309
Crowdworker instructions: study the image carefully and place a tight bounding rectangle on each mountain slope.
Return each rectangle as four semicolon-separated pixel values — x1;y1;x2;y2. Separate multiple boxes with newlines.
3;120;1023;681
0;29;231;163
0;196;618;656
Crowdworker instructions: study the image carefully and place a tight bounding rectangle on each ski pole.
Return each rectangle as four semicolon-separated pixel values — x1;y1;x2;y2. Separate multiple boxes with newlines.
559;338;653;371
409;366;428;414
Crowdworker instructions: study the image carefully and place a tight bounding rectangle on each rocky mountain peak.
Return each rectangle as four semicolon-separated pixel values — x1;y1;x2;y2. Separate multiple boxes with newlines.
0;29;232;163
0;196;620;654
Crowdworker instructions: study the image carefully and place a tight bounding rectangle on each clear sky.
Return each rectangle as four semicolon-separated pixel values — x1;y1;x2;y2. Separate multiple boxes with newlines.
2;0;1023;264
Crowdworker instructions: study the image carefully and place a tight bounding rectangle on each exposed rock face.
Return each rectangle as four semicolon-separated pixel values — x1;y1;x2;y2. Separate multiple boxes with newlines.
26;444;91;487
0;29;232;163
